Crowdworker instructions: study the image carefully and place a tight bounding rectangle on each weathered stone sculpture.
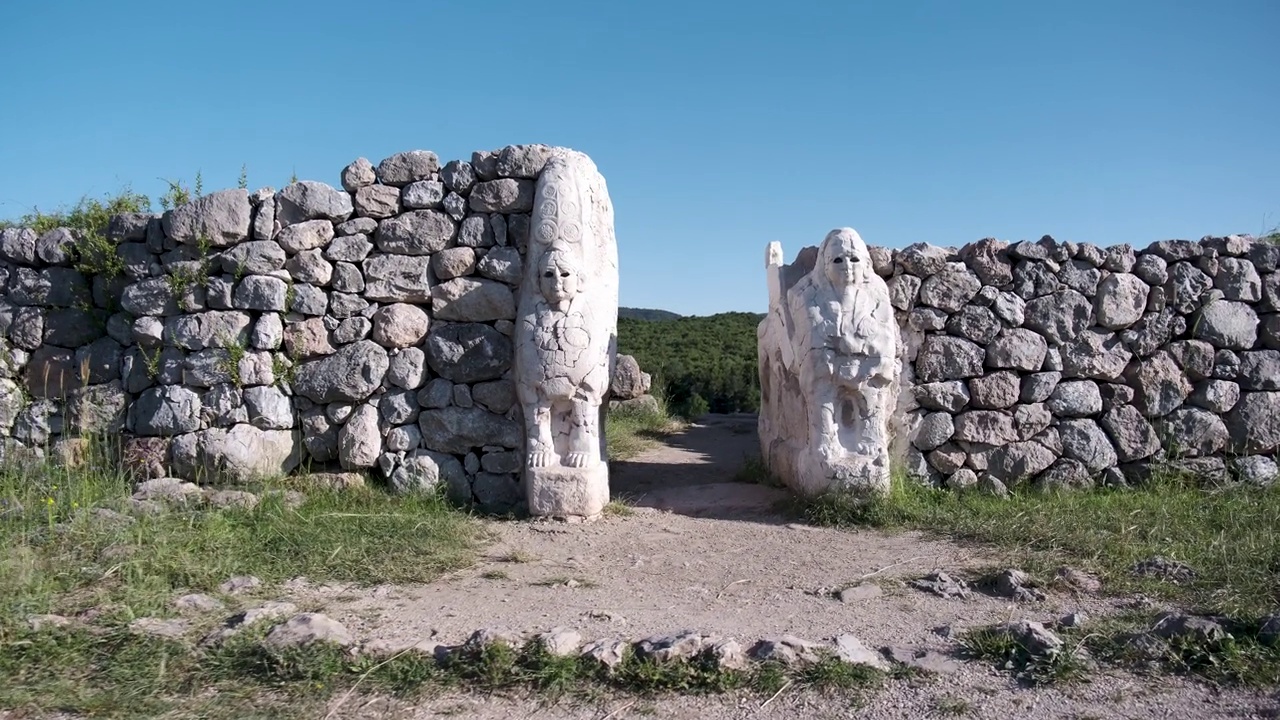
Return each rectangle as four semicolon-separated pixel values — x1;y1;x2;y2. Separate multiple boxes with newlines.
758;228;900;497
515;149;619;518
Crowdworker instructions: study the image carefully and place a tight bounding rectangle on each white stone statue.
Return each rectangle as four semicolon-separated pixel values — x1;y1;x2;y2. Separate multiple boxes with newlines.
757;228;899;497
515;149;618;519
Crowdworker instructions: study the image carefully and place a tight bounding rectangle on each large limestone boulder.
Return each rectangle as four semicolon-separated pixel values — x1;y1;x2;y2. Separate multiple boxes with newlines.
162;189;251;246
171;424;301;483
275;181;353;227
293;340;389;404
610;354;651;400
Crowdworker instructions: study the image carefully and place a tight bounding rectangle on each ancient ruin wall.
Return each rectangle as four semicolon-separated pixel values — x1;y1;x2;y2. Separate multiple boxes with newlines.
6;147;1279;507
0;144;606;513
873;235;1280;492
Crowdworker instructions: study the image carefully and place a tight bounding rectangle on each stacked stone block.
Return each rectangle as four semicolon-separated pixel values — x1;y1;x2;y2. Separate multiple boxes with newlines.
0;225;132;463
885;234;1280;492
0;144;563;513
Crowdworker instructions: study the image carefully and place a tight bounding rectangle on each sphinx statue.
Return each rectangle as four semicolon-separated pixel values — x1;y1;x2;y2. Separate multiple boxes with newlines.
515;149;618;518
757;228;899;497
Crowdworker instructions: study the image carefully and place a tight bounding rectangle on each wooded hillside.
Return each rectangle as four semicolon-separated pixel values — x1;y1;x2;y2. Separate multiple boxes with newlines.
617;311;763;418
618;307;683;321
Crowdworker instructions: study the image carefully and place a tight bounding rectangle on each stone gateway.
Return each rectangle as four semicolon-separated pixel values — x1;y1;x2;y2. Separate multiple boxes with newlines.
2;140;1277;515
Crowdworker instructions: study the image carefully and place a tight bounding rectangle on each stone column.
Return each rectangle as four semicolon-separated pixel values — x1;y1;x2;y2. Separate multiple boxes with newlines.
758;228;900;497
514;150;619;518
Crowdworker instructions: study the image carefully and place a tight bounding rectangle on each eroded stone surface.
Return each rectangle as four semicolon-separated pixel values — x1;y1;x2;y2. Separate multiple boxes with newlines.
759;228;898;498
515;150;619;518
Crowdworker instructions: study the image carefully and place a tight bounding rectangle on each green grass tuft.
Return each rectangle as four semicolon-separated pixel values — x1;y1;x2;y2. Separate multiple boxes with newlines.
1079;614;1280;687
957;627;1090;685
604;396;683;461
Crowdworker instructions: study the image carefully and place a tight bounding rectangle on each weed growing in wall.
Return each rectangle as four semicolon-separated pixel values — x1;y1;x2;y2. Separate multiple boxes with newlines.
1;187;149;278
158;172;204;211
139;346;162;381
272;345;301;388
164;234;216;301
218;337;248;388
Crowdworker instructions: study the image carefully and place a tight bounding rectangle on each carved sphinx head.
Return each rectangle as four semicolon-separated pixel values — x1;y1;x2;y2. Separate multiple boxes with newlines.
537;248;581;309
820;228;873;289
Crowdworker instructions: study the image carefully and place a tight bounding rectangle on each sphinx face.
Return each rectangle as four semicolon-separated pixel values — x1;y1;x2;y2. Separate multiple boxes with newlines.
821;229;872;289
539;251;581;305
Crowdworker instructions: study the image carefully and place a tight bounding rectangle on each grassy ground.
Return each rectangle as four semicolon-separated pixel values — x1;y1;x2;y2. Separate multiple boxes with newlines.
799;470;1280;687
0;428;877;717
801;470;1280;619
0;439;486;622
604;395;685;461
0;405;773;720
0;437;491;717
1;624;883;719
6;418;1278;714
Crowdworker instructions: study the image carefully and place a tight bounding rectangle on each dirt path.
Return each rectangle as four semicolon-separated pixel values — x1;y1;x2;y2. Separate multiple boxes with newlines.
295;416;1277;720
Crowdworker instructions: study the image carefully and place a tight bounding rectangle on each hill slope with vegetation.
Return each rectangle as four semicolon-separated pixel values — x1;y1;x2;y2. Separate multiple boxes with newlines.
618;307;682;321
617;311;763;418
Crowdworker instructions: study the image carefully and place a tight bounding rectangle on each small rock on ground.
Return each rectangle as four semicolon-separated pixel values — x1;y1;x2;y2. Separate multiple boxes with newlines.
264;612;354;649
358;637;446;659
129;617;191;639
205;489;260;510
1151;612;1229;643
1132;555;1196;584
581;638;628;668
834;634;889;670
464;627;524;650
991;620;1064;656
304;472;366;490
882;645;961;673
636;631;707;662
262;489;307;510
202;601;299;646
710;638;749;670
219;575;262;594
990;568;1046;602
174;593;225;613
1115;631;1171;664
1054;566;1102;594
837;583;883;602
750;635;823;666
132;478;204;505
1057;612;1089;629
537;627;582;656
909;571;970;599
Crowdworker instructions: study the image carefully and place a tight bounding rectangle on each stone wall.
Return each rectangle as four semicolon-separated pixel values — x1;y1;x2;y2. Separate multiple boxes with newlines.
879;234;1280;492
0;144;579;513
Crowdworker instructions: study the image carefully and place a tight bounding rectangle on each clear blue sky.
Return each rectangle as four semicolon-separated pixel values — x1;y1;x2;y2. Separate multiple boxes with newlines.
1;1;1276;316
